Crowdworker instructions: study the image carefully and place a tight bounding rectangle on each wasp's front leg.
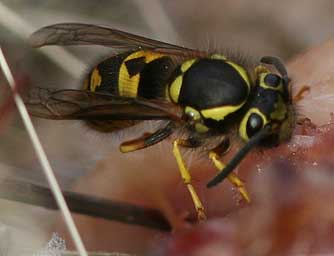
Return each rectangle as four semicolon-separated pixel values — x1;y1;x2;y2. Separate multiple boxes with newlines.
209;138;251;203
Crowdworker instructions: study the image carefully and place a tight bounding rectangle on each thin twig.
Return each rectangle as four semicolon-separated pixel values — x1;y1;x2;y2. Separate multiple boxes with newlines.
62;251;132;256
0;48;88;256
0;177;171;232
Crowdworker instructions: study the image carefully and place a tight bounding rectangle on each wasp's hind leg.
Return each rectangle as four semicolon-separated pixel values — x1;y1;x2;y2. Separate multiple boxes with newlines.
120;121;175;153
209;138;251;203
172;138;207;221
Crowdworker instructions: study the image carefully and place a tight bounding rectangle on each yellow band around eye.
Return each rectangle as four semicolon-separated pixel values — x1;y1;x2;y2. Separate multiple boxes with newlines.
239;108;268;141
259;73;283;91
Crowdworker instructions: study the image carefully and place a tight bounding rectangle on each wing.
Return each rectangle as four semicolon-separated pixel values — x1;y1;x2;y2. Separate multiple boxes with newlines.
29;23;205;57
25;87;183;121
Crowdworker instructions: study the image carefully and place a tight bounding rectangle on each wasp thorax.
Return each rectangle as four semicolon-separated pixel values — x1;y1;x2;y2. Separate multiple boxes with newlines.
169;56;252;131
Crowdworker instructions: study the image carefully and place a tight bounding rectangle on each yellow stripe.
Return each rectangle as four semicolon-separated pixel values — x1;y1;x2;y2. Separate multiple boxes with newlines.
210;54;227;60
168;59;197;102
201;102;245;121
195;123;209;133
181;59;196;73
90;68;102;92
169;75;183;103
226;61;251;88
119;50;165;97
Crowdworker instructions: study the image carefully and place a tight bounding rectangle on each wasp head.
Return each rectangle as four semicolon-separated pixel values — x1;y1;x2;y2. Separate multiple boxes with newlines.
239;58;294;147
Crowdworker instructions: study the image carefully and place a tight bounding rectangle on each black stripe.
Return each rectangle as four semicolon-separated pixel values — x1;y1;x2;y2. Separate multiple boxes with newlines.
125;57;146;77
93;52;131;96
137;56;174;99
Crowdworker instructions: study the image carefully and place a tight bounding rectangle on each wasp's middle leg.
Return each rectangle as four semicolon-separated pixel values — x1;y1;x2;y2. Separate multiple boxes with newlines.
209;138;251;203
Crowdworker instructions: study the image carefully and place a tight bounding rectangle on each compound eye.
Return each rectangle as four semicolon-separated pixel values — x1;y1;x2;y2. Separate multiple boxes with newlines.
264;74;281;87
246;113;264;138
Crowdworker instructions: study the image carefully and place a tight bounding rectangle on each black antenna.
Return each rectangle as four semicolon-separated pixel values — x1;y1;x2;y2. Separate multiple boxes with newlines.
207;125;271;188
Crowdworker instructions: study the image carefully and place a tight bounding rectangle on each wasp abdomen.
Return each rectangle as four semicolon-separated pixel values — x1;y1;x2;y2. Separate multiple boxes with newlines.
84;52;129;95
83;50;176;132
85;50;175;100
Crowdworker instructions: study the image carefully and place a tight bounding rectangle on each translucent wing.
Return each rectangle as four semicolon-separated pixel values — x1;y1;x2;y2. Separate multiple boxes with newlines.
25;87;183;121
30;23;204;56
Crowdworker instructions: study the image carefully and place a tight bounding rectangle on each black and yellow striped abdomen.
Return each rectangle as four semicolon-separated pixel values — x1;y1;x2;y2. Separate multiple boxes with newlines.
84;50;175;100
83;50;176;132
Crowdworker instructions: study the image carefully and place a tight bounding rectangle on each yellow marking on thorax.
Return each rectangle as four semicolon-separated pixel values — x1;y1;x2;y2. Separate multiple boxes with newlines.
90;68;102;92
185;106;209;133
201;102;245;121
210;54;227;60
226;61;251;88
119;50;165;97
169;58;197;103
185;106;201;120
195;123;209;133
169;75;183;103
211;54;251;89
181;59;196;73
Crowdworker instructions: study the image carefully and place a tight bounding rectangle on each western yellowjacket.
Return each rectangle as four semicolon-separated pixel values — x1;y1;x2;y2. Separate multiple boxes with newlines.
27;23;308;220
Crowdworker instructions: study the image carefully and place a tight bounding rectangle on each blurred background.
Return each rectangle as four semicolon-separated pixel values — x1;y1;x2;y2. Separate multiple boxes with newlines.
0;0;334;255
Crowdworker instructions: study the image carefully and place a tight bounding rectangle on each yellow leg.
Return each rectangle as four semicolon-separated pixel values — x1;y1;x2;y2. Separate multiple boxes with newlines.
173;139;206;221
209;151;251;203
